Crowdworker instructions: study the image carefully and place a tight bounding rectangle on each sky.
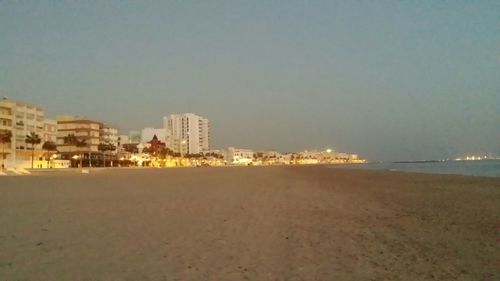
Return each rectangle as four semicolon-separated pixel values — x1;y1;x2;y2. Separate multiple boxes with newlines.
1;1;499;161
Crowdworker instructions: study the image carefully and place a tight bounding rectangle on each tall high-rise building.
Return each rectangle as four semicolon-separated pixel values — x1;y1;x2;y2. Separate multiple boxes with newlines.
163;113;210;155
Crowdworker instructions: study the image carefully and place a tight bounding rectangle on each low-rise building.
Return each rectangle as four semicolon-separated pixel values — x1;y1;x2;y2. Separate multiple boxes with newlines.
224;147;254;165
56;115;102;165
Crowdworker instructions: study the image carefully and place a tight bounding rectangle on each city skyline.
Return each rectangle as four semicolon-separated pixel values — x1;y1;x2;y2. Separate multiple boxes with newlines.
1;1;499;161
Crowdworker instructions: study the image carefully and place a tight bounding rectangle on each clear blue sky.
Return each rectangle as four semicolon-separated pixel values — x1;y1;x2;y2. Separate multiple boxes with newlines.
1;1;499;161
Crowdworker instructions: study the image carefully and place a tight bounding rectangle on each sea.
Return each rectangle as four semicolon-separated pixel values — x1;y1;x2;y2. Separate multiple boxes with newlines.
330;160;500;178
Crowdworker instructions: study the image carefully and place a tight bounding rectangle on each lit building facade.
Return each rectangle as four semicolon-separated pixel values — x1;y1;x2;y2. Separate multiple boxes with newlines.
56;115;102;156
163;113;210;155
100;125;119;148
43;119;57;143
224;147;254;165
0;98;56;168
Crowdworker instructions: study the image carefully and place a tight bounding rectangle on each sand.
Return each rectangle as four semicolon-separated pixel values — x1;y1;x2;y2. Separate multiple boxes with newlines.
0;166;499;281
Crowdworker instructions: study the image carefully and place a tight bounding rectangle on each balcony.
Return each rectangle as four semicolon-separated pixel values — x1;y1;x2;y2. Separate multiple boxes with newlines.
0;112;13;120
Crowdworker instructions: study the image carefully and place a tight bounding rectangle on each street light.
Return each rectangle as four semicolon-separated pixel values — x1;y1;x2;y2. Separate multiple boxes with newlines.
72;154;80;168
50;154;57;168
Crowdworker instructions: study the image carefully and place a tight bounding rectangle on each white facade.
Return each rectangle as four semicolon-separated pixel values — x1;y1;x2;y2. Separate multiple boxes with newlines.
43;119;57;143
0;98;56;168
163;113;209;154
100;125;119;151
224;147;254;165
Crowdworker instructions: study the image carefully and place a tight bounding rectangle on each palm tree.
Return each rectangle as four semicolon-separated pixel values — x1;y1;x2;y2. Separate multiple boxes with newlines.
42;141;57;167
63;134;78;145
75;138;87;168
25;132;41;168
98;143;107;167
64;134;87;167
123;143;138;154
107;143;116;166
98;143;116;167
0;130;12;170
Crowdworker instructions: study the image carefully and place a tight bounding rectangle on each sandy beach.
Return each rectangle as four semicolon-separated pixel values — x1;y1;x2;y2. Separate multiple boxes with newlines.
0;166;499;281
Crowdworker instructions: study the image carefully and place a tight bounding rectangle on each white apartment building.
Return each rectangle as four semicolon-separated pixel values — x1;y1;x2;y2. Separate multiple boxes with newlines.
0;98;57;168
43;119;58;143
224;147;254;165
163;113;209;155
100;125;119;148
118;135;130;144
118;134;130;147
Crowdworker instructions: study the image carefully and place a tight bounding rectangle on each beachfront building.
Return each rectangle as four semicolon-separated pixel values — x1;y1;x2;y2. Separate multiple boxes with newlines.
294;150;365;164
116;131;140;153
118;134;129;146
224;147;254;165
337;153;365;163
295;150;322;164
254;150;286;165
163;113;209;155
43;119;58;143
100;125;119;148
203;149;224;158
100;125;119;166
0;98;60;168
117;134;129;153
56;116;121;167
56;115;102;166
0;99;15;167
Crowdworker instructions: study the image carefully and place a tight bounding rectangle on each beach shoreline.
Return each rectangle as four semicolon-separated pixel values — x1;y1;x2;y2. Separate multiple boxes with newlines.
1;166;499;280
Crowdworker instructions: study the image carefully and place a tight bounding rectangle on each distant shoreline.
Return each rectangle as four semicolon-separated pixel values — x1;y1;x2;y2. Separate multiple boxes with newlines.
330;159;500;178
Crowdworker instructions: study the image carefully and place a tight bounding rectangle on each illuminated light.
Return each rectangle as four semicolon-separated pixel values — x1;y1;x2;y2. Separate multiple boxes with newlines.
326;149;332;153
